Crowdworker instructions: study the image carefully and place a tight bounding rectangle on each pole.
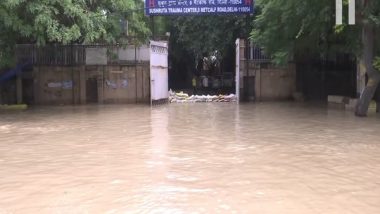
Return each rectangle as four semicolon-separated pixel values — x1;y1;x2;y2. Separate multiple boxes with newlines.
245;14;250;101
150;16;155;40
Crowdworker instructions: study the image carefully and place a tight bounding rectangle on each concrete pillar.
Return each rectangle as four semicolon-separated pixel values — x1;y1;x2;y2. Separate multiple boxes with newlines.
98;66;105;104
79;66;86;104
16;74;22;104
255;68;261;101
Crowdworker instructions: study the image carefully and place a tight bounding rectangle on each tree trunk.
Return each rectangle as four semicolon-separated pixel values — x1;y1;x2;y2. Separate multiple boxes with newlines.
355;23;380;117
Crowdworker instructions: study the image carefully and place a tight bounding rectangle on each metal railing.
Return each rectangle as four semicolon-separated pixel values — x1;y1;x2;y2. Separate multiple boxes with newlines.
246;42;271;63
15;44;149;66
16;44;85;65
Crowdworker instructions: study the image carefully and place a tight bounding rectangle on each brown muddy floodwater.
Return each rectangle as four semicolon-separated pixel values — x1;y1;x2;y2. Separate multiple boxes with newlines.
0;103;379;214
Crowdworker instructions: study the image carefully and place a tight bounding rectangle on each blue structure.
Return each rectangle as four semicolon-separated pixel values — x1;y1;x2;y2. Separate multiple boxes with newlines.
0;61;31;84
145;0;253;15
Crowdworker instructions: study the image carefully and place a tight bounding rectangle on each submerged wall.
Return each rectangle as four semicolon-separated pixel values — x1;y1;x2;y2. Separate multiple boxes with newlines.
255;64;296;101
33;64;150;105
238;39;296;101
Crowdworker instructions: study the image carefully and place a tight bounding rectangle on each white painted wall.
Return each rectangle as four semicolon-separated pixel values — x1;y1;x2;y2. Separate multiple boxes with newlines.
150;41;169;102
118;45;150;62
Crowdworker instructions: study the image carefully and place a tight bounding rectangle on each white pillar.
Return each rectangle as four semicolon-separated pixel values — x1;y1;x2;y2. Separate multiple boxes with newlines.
336;0;343;25
349;0;355;25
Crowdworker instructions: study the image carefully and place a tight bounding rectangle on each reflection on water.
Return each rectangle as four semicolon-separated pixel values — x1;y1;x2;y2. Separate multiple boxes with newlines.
0;103;379;213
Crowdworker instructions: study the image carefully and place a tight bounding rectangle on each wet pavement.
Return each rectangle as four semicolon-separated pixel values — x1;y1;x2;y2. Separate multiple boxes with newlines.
0;103;379;213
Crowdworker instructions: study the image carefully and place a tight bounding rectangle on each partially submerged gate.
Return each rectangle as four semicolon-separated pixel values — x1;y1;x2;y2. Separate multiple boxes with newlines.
146;1;254;105
150;41;169;105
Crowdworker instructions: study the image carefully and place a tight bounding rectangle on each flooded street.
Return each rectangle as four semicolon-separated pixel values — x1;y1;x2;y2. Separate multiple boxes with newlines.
0;103;379;214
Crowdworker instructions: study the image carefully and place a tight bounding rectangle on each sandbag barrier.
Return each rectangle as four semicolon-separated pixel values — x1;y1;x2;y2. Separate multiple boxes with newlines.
169;91;237;103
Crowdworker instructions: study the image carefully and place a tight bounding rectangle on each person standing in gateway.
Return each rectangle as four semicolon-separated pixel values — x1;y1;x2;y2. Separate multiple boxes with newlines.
192;76;197;95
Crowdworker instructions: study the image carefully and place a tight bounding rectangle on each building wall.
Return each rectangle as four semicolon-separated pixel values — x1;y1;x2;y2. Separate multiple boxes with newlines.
101;64;150;104
255;64;296;101
33;64;150;105
0;80;17;105
238;39;296;101
33;66;79;105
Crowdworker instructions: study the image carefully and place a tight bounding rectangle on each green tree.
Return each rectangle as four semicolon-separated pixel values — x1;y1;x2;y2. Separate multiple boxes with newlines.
355;0;380;116
168;15;250;79
0;0;150;68
169;16;250;60
164;16;250;89
251;0;380;116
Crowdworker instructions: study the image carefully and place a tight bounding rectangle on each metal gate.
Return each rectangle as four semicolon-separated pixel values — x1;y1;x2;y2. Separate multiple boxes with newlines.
235;39;240;102
150;41;169;105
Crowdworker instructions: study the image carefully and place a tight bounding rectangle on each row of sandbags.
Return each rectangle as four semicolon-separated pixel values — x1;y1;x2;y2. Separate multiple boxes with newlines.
169;91;237;103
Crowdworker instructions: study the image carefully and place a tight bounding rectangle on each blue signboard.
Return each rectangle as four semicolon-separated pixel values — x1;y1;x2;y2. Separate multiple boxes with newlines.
145;0;254;15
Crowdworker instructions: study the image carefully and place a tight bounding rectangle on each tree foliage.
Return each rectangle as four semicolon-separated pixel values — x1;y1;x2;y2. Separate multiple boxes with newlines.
374;57;380;72
0;0;150;68
165;15;250;84
251;0;364;64
169;16;250;60
251;0;380;116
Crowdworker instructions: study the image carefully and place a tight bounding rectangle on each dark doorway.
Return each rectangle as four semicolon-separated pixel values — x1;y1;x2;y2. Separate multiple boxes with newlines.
296;54;356;101
86;78;98;103
22;79;34;104
243;76;255;101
